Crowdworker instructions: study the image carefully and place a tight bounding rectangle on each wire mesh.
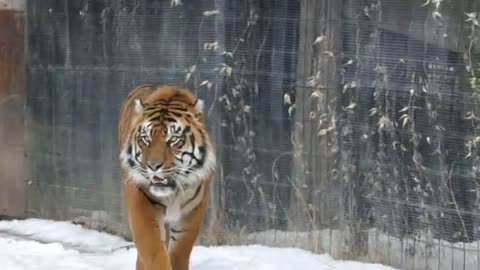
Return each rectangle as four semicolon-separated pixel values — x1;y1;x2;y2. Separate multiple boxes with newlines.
16;0;480;269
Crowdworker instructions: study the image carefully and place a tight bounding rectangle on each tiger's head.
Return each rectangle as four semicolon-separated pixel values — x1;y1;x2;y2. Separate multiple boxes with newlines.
120;87;216;199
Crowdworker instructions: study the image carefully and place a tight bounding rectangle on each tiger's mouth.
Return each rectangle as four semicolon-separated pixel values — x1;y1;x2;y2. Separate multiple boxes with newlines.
150;176;176;188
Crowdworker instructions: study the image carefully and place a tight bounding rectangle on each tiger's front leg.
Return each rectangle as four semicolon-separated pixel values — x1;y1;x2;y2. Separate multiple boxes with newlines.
167;183;210;270
124;181;172;270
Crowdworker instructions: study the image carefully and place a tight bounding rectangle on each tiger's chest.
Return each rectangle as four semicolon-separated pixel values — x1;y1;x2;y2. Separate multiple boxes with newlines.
152;182;204;224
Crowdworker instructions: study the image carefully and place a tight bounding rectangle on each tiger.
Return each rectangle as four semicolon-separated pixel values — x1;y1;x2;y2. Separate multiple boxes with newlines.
118;84;216;270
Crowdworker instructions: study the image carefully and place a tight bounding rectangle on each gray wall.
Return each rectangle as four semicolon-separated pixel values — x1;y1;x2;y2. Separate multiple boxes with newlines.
21;0;480;269
24;0;298;237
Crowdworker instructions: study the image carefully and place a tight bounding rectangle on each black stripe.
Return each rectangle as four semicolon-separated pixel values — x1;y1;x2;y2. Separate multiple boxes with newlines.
176;137;186;148
174;125;182;134
180;132;206;168
196;131;207;167
170;228;188;233
149;116;163;122
150;100;168;106
165;117;177;122
139;188;166;208
171;112;183;117
175;126;190;149
127;158;135;167
181;184;203;208
146;110;160;118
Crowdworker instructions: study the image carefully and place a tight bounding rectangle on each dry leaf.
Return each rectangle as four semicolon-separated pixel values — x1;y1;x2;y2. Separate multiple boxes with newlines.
203;10;220;16
318;129;328;136
313;35;326;45
283;93;292;106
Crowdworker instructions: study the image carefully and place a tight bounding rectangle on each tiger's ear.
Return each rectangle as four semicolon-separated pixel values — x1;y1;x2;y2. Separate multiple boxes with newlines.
192;98;205;122
193;98;204;112
134;99;145;114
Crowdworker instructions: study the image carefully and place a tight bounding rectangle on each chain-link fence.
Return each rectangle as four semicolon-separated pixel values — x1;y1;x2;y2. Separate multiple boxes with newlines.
15;0;480;269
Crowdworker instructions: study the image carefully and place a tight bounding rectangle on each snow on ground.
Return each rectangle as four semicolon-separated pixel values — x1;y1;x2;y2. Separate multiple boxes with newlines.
0;218;398;270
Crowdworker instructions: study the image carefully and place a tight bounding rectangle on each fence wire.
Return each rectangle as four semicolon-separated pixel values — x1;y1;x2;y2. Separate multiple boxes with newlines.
16;0;480;269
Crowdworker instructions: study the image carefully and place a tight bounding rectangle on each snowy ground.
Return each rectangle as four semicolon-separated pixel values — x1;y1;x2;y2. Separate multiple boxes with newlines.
0;218;397;270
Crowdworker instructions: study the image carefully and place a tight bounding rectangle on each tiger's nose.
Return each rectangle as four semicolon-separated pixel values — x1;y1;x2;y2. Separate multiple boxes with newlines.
147;162;163;171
